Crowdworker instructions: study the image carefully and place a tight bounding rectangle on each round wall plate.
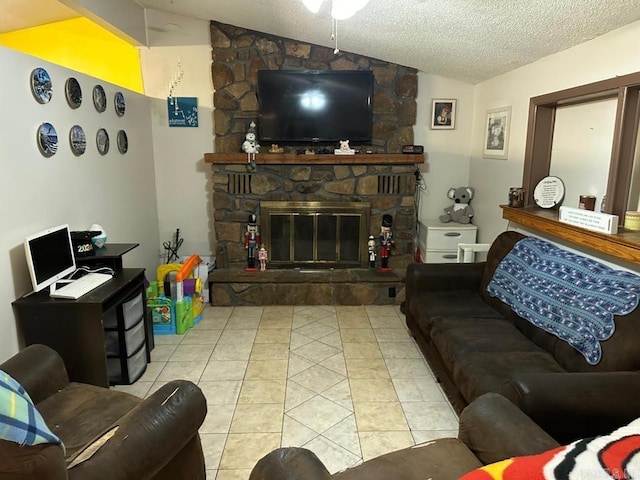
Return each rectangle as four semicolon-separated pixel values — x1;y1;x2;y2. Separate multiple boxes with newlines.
31;67;53;104
93;85;106;113
114;92;125;116
96;128;109;155
117;130;128;154
37;123;58;157
69;125;86;156
534;176;565;208
65;77;82;109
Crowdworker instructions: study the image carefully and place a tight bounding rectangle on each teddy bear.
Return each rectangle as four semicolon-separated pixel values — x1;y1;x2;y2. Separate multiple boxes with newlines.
439;186;474;224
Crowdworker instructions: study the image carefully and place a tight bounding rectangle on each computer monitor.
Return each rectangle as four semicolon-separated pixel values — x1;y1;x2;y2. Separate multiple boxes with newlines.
24;224;76;292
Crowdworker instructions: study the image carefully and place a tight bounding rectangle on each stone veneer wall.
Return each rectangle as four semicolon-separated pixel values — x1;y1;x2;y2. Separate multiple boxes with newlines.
213;163;417;270
210;21;418;154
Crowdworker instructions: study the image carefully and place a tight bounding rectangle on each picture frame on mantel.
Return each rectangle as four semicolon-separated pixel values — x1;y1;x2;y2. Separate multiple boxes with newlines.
431;99;456;129
483;106;511;159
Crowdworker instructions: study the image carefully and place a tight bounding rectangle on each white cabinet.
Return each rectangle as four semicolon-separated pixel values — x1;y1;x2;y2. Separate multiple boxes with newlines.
418;220;478;263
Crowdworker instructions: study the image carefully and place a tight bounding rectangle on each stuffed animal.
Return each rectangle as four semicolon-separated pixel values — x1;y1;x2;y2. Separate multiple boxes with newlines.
339;140;350;151
439;186;474;224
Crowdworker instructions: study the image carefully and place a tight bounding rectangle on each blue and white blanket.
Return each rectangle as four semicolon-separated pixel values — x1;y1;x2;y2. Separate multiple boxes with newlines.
0;370;63;448
487;237;640;365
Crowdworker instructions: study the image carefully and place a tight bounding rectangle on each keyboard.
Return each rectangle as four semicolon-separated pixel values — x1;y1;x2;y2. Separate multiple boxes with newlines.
50;272;113;299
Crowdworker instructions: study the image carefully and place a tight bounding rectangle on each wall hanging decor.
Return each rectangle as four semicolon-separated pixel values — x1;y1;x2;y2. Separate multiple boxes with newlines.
93;85;106;112
96;128;109;155
37;123;58;156
69;125;86;156
431;99;456;130
117;130;128;154
167;97;199;127
114;92;125;116
483;106;511;159
65;77;82;109
31;67;53;104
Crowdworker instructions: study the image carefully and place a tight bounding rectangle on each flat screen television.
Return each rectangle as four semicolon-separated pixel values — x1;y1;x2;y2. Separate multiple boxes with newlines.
257;70;373;144
24;224;76;292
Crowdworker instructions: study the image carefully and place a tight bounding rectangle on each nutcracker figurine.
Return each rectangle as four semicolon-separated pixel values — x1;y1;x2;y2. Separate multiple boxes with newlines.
258;244;268;271
367;235;376;270
245;214;260;271
378;214;394;272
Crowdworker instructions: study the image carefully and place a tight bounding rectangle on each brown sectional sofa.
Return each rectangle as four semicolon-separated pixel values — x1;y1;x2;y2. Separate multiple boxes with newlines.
249;393;559;480
405;230;640;444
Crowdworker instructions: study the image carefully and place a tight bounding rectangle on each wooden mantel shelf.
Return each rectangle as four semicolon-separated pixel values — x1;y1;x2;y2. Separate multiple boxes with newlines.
501;205;640;264
204;152;424;165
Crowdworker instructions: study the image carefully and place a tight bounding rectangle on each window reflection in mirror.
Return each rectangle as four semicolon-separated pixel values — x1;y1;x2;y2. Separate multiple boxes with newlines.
549;98;616;211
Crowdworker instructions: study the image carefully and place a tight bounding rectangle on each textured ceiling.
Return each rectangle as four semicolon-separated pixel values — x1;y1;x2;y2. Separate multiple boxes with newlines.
3;0;640;83
135;0;640;83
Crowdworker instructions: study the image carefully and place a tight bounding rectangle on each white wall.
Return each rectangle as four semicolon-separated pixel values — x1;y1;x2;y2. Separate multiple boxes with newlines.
139;11;215;264
470;20;640;243
0;46;160;362
407;73;475;222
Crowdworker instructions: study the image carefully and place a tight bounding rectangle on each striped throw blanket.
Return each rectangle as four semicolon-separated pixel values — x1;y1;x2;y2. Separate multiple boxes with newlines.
487;237;640;365
0;370;63;448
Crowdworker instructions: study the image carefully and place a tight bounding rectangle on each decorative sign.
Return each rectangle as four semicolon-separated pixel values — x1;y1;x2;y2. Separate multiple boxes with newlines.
167;97;198;127
559;206;619;234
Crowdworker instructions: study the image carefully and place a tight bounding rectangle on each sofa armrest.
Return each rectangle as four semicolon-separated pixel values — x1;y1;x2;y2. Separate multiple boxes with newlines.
458;393;559;465
406;262;485;299
502;372;640;443
249;447;331;480
0;344;69;405
69;380;207;480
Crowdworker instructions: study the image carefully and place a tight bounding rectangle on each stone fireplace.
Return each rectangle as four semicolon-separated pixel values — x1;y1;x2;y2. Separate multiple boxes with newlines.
261;201;370;268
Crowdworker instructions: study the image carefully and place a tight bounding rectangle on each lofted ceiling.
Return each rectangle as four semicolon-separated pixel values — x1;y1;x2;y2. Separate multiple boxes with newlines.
3;0;640;83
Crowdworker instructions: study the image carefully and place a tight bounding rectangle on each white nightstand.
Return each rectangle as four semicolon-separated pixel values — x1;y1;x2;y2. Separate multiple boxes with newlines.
418;220;478;263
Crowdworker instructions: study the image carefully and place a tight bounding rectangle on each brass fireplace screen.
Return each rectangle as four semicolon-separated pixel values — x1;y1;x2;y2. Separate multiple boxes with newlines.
260;201;371;268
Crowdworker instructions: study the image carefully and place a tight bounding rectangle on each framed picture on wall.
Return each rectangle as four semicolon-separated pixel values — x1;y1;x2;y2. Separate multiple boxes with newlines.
431;99;456;129
483;106;511;159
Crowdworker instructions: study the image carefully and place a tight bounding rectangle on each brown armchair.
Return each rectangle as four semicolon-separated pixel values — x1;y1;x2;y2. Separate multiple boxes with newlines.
0;344;207;480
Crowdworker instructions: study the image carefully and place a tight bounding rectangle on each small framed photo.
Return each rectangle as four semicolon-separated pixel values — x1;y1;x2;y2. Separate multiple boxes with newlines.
431;99;456;129
483;106;511;159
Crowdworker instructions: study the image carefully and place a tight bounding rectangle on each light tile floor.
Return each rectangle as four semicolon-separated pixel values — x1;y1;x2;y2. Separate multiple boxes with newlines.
113;305;458;479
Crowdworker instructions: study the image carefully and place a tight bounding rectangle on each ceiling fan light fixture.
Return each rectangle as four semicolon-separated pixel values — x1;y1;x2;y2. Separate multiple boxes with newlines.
301;0;325;14
301;0;371;19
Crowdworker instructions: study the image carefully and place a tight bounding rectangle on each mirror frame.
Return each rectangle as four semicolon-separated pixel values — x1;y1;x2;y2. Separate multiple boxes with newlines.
522;71;640;223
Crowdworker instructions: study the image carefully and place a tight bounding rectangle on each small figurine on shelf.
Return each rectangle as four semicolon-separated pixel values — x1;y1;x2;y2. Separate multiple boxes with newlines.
245;214;260;272
378;214;394;272
367;235;376;270
334;139;355;155
258;244;268;271
242;121;260;172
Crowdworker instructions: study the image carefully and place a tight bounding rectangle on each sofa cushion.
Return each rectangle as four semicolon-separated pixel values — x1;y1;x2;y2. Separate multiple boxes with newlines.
36;382;140;462
334;437;481;480
452;352;565;404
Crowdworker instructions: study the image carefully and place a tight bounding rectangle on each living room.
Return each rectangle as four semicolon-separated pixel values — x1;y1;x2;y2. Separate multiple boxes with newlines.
2;2;640;477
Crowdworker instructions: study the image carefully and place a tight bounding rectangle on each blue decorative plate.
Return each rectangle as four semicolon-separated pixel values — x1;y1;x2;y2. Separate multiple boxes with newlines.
37;123;58;156
96;128;109;155
93;85;106;113
31;68;52;104
69;125;86;156
65;77;82;109
117;130;128;154
114;92;125;116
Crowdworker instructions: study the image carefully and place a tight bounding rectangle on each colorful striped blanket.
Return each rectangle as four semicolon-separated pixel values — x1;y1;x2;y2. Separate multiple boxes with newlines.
0;370;63;448
487;237;640;365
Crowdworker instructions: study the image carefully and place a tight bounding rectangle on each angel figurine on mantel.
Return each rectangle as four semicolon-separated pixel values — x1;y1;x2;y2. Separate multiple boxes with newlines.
242;121;260;172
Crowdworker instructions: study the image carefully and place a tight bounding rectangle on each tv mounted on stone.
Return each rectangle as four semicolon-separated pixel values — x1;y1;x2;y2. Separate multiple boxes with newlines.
257;70;373;145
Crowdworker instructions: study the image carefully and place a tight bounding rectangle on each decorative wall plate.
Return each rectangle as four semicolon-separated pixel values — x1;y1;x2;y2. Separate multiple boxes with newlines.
117;130;128;154
31;68;53;104
69;125;86;156
93;85;106;112
65;77;82;109
534;176;565;208
114;92;125;116
37;123;58;157
96;128;109;155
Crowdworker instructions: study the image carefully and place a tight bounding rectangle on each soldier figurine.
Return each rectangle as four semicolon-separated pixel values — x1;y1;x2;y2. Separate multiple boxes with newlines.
379;214;394;271
245;214;260;271
368;235;377;270
258;244;268;271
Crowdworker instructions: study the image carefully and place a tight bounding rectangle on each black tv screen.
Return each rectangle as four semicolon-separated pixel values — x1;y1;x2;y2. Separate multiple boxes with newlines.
257;70;373;144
